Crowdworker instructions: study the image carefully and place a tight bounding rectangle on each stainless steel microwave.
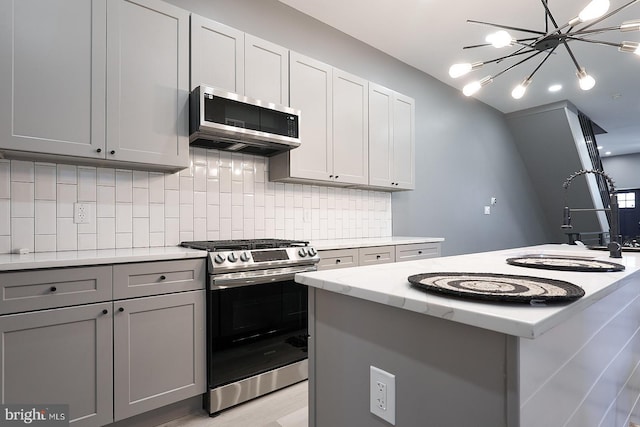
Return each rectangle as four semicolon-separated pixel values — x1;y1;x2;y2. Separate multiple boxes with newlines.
189;85;301;156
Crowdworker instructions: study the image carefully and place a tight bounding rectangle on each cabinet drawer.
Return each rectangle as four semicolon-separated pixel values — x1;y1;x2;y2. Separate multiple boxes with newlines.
113;259;206;299
0;266;112;315
317;249;359;271
395;243;441;262
359;246;395;266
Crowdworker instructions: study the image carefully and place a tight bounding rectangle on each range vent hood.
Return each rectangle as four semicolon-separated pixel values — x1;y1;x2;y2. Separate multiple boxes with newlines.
189;86;301;157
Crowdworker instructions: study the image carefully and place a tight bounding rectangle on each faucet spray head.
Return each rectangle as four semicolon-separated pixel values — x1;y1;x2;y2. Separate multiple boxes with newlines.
561;206;572;229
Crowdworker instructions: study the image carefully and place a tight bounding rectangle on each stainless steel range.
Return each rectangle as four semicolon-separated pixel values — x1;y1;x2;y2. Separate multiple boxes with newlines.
180;239;319;415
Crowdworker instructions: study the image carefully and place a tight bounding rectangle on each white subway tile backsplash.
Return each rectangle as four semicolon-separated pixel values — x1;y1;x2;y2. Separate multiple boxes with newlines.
0;155;392;253
0;161;10;198
10;182;34;218
78;167;97;202
97;168;115;186
57;164;77;184
35;200;56;234
35;163;57;200
56;218;77;251
57;184;76;218
115;170;133;203
35;234;56;252
11;160;34;182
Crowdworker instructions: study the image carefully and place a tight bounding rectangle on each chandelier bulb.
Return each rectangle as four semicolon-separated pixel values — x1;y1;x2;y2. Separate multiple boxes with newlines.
511;78;532;100
619;41;640;55
448;62;483;78
462;76;493;97
486;30;513;48
620;19;640;32
577;0;610;22
576;68;596;90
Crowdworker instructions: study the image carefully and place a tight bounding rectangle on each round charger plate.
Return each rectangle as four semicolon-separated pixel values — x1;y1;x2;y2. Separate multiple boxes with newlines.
407;272;585;304
506;256;625;272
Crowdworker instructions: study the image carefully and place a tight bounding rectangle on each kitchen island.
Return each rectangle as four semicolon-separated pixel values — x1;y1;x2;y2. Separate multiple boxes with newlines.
296;244;640;427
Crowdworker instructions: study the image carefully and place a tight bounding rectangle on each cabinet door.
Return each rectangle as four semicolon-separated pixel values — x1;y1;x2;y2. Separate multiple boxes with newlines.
287;52;333;181
106;0;189;169
317;248;359;271
113;291;205;421
368;83;395;189
359;245;395;266
0;0;106;158
245;34;289;105
0;303;113;427
190;14;244;93
333;69;368;185
392;93;416;190
395;243;440;262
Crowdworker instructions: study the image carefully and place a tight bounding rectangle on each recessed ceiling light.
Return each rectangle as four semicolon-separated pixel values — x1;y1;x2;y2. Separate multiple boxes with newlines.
605;151;612;155
597;145;603;149
548;84;562;92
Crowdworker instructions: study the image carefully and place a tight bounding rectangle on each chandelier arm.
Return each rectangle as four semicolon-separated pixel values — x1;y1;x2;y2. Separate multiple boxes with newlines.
463;37;538;50
570;26;623;37
481;47;540;66
565;36;623;48
526;46;558;81
540;0;560;30
561;39;583;71
579;0;640;32
467;19;547;35
492;50;545;80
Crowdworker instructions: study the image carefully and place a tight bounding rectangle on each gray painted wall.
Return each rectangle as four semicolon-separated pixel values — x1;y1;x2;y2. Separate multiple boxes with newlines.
167;0;551;256
602;153;640;190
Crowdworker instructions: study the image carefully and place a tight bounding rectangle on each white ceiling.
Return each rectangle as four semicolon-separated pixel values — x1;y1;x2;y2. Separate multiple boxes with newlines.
278;0;640;157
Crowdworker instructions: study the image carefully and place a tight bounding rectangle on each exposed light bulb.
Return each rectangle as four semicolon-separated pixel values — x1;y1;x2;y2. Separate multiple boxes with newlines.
449;63;472;78
462;76;493;96
511;78;532;99
619;41;640;55
578;0;610;22
486;30;513;48
576;68;596;90
620;19;640;32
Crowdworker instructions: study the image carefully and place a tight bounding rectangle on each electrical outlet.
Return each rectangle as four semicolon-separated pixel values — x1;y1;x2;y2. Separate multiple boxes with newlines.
370;366;396;425
74;203;91;224
491;197;497;205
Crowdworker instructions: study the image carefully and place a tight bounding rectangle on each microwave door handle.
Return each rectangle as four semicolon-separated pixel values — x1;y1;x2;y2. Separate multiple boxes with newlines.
210;265;317;289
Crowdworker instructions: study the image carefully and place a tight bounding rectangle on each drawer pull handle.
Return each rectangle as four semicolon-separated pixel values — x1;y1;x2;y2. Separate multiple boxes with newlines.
336;259;341;263
102;309;108;315
418;251;423;254
96;148;102;153
50;286;57;292
160;275;166;280
118;307;124;312
110;150;116;155
376;255;381;259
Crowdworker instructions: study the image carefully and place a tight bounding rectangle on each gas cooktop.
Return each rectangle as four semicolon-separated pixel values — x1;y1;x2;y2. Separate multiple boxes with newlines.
180;239;309;252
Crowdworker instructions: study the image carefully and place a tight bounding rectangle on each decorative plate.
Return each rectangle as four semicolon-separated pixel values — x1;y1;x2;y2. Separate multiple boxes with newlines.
407;272;585;304
506;256;625;272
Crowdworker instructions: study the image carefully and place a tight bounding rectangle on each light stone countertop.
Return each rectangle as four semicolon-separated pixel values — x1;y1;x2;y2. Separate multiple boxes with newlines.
310;236;444;250
0;246;207;271
295;244;640;339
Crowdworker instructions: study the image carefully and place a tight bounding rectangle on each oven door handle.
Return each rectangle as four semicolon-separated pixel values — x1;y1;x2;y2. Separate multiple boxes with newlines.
210;265;317;289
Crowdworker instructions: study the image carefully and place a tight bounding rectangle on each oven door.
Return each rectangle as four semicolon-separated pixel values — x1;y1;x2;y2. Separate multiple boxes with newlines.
208;266;313;388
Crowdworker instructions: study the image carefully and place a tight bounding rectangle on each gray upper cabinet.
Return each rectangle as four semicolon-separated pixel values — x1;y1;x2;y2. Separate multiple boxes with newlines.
190;16;244;93
368;83;415;190
106;0;189;169
113;290;205;421
0;302;114;427
190;14;289;105
0;0;189;171
0;0;107;159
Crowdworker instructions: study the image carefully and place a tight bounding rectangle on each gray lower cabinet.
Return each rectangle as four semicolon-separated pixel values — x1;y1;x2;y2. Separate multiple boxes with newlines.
0;258;206;427
0;302;114;427
113;290;205;421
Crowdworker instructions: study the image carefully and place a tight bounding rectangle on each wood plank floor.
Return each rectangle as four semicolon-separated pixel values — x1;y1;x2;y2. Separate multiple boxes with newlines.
158;381;308;427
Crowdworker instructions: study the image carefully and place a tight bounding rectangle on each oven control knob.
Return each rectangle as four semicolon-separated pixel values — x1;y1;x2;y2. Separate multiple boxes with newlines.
240;251;251;262
213;254;226;264
307;247;317;257
227;252;238;263
298;248;307;257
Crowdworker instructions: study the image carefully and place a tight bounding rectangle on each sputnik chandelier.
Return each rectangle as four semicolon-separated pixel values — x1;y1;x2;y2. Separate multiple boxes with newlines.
449;0;640;99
